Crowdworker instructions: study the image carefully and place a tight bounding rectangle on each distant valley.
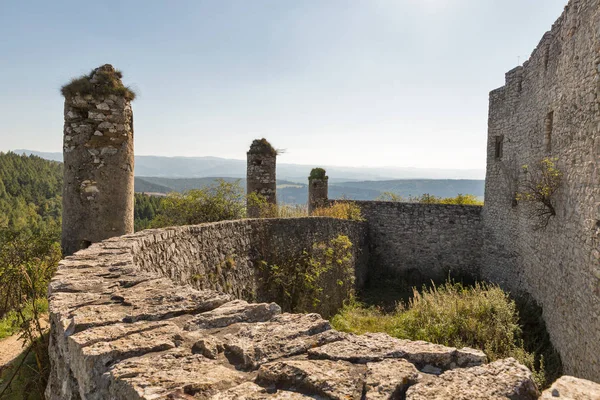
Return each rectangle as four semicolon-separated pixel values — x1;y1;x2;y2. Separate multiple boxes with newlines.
14;150;485;204
14;150;485;182
135;176;485;205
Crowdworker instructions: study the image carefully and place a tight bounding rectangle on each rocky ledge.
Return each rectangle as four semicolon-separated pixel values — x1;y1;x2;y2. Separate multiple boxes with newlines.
46;229;600;399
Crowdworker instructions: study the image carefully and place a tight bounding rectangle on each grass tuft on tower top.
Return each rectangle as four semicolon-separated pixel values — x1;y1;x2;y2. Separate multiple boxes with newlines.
61;64;136;101
248;138;279;156
309;168;328;180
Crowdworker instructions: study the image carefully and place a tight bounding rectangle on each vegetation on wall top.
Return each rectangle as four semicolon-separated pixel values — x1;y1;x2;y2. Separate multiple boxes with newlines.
312;201;364;221
515;157;562;228
248;138;279;156
376;192;483;206
309;168;328;181
61;64;136;101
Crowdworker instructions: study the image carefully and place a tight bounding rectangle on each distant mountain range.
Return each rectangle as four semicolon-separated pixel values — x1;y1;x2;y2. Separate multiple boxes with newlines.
13;150;485;182
135;176;485;205
12;150;485;204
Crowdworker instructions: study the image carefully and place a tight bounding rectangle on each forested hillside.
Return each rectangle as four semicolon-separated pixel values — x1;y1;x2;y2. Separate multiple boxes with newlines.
0;152;62;231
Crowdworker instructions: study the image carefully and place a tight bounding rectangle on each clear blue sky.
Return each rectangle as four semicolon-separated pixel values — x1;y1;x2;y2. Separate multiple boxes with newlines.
0;0;567;171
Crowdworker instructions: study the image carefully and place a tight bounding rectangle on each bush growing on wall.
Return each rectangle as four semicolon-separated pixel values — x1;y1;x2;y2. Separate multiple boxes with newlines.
515;157;562;228
259;234;354;318
311;201;364;221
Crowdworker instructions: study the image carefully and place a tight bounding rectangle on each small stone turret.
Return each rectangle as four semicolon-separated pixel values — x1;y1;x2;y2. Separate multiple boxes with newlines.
308;168;328;214
61;64;135;256
246;138;277;218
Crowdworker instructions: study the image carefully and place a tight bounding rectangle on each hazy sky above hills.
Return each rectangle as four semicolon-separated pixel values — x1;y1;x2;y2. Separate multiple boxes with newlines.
1;0;566;171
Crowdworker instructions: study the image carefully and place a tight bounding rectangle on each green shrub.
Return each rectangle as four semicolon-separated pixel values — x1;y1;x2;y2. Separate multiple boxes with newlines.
0;226;59;398
331;280;556;389
309;168;328;180
259;235;354;317
248;138;279;156
151;179;245;227
0;300;48;340
516;157;562;227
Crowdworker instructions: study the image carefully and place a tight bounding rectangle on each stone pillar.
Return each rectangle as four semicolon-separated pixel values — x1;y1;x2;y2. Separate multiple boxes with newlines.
61;64;135;256
308;168;328;215
246;138;277;218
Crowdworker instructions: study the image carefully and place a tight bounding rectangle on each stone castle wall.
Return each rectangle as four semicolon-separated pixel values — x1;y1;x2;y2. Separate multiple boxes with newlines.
308;177;329;214
482;0;600;380
131;217;369;316
246;144;277;218
346;201;483;283
48;221;557;400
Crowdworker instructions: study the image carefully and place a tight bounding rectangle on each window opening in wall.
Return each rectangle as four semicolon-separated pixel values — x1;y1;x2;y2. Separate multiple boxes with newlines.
494;135;504;160
543;44;550;71
545;111;554;153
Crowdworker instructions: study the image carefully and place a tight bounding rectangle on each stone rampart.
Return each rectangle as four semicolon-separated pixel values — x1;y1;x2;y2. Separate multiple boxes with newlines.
47;219;558;400
483;0;600;380
346;201;483;283
131;217;370;315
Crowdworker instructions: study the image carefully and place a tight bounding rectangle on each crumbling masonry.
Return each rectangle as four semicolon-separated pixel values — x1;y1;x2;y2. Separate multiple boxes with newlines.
61;64;135;256
50;0;600;397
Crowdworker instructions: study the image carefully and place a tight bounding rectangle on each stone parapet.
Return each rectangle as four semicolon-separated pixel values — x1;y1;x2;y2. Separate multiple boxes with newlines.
47;219;561;400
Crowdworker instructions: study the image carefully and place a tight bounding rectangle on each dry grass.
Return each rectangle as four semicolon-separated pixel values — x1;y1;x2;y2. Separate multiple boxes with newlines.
331;280;561;389
311;201;364;221
61;65;136;101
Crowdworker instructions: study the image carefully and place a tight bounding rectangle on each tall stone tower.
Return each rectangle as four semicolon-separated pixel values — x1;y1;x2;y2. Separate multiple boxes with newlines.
61;64;135;256
246;138;277;218
308;168;328;215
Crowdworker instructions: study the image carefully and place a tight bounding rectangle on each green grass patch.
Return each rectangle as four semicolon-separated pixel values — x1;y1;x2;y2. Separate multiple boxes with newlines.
0;300;48;340
331;280;561;389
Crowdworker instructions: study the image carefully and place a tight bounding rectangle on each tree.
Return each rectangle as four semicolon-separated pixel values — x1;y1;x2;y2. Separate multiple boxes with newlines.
151;179;246;227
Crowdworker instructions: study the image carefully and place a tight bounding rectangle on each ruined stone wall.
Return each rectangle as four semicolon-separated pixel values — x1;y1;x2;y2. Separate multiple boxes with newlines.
61;65;134;256
483;0;600;380
246;140;277;218
132;217;369;311
345;201;483;283
48;223;561;400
